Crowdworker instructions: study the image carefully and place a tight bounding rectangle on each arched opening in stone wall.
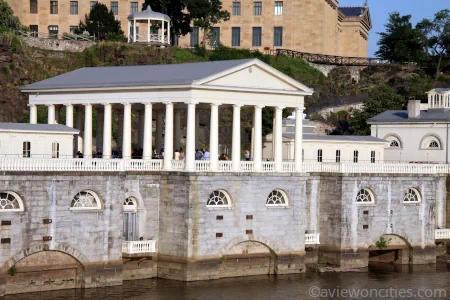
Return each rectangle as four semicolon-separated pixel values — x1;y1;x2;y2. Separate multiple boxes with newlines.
368;234;412;265
5;250;85;295
220;240;278;277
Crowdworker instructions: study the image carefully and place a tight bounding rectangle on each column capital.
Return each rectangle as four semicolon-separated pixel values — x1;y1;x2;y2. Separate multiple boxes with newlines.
163;101;173;106
254;105;264;109
295;106;305;112
275;106;285;110
184;101;199;105
143;102;153;107
102;103;112;107
233;104;243;108
84;103;92;107
46;104;55;107
210;103;221;108
65;103;73;107
28;104;36;108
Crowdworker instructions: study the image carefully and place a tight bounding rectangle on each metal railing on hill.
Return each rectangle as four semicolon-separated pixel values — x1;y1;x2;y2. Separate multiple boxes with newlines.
275;49;389;66
16;30;96;42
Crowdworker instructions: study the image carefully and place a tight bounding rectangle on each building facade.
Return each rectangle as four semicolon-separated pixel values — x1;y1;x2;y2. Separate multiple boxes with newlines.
5;0;145;38
178;0;371;57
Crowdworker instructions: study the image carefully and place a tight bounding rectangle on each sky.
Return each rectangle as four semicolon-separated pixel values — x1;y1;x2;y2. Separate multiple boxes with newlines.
339;0;449;57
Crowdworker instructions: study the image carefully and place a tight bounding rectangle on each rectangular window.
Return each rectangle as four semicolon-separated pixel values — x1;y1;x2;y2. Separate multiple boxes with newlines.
30;0;38;14
23;142;31;158
274;27;283;46
48;25;58;39
336;150;341;163
231;27;240;46
130;2;138;13
70;1;78;15
211;27;220;47
253;1;262;15
274;1;283;15
69;26;78;33
232;2;241;16
317;149;323;163
50;1;58;14
52;142;60;158
190;27;199;46
30;25;39;37
371;151;376;163
252;27;262;47
90;1;98;9
110;1;118;15
353;150;359;163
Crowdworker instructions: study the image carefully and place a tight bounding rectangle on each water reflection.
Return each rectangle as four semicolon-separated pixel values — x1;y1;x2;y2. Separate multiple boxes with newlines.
7;263;450;300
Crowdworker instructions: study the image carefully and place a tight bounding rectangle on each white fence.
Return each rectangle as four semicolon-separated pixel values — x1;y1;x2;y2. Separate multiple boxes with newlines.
435;229;450;240
122;240;156;254
305;233;320;245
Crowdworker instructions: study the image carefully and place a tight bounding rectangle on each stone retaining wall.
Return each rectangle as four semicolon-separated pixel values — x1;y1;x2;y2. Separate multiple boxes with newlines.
22;37;95;52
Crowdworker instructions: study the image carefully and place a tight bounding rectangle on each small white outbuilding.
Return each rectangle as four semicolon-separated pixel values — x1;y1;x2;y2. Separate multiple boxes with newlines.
0;123;79;158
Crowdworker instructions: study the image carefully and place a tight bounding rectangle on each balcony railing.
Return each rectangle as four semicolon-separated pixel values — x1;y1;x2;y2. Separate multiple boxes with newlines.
122;240;156;254
435;229;450;240
305;233;320;245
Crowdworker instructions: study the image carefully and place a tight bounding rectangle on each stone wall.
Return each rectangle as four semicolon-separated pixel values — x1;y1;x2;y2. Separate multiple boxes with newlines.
22;37;95;52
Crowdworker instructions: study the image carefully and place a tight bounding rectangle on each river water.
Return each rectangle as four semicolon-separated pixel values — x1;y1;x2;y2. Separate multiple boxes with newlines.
7;263;450;300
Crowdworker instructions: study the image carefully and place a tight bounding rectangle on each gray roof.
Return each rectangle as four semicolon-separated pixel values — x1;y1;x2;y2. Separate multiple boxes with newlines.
434;88;450;94
21;59;256;91
128;5;170;21
0;123;79;133
282;133;386;143
339;7;366;17
368;109;450;123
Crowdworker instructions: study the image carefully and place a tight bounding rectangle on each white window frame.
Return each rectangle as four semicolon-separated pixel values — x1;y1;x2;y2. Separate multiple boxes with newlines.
70;1;78;15
70;190;102;211
353;150;359;163
52;142;60;158
370;151;376;163
317;149;323;162
265;189;289;207
124;196;138;211
207;189;232;209
356;188;376;205
274;1;283;15
336;150;341;163
110;1;119;16
23;141;31;158
403;188;421;204
0;191;25;212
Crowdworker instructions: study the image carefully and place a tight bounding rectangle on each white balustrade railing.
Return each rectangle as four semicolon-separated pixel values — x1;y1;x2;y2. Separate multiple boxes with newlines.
262;161;275;172
305;233;320;245
125;159;163;171
171;160;185;171
122;240;156;254
240;161;254;172
219;161;233;172
195;160;211;172
282;162;295;172
435;229;450;240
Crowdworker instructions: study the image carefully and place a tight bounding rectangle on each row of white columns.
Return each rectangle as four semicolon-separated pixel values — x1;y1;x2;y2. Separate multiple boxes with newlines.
29;103;304;172
429;93;450;108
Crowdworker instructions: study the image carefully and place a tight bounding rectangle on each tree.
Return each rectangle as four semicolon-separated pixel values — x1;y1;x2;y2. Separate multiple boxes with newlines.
0;0;22;31
142;0;191;45
75;3;124;41
187;0;230;46
416;9;450;81
348;85;405;135
376;12;425;63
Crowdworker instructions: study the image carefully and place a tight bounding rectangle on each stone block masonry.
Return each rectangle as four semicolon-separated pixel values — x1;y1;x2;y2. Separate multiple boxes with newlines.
0;171;446;295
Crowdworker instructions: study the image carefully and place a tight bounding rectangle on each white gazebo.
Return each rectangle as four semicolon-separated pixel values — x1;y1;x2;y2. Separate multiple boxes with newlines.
127;5;170;45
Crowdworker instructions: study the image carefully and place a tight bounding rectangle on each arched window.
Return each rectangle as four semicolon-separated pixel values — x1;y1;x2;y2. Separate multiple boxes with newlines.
420;134;442;150
403;188;421;204
0;191;24;212
70;190;102;210
384;134;402;149
429;141;439;148
390;140;400;148
124;197;138;210
356;188;375;205
207;190;231;208
266;189;289;207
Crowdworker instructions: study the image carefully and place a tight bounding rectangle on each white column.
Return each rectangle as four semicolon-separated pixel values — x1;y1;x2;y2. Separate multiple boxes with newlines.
103;103;112;159
65;104;73;127
83;104;92;159
55;106;60;124
210;104;220;171
195;109;200;149
143;103;153;159
232;105;242;172
254;106;263;172
294;107;304;173
138;110;145;148
174;109;181;152
163;102;174;170
29;104;37;124
185;103;196;171
155;111;163;153
161;20;165;43
47;104;55;124
133;20;137;42
127;21;131;43
75;106;84;153
148;18;151;43
118;110;124;151
167;21;171;45
274;106;283;172
96;107;104;152
122;103;132;159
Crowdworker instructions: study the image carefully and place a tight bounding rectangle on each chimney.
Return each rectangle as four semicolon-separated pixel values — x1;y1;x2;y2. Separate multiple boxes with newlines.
408;100;421;119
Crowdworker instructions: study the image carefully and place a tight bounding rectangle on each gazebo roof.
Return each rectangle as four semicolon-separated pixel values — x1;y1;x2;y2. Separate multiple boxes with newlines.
128;5;170;22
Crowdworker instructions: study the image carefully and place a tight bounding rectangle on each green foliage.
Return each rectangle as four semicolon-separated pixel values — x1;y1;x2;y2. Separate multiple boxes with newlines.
75;3;124;41
7;265;17;276
375;236;392;249
349;85;405;135
376;12;426;63
219;256;226;263
0;0;22;31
